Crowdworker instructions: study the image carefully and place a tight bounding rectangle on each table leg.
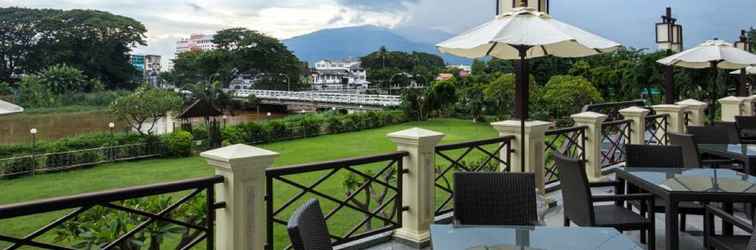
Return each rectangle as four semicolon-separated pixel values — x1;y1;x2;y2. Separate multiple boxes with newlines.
748;157;756;176
723;202;734;236
665;200;679;250
616;177;626;207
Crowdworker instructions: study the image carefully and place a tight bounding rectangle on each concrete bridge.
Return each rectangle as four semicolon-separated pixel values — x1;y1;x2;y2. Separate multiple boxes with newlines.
230;89;402;111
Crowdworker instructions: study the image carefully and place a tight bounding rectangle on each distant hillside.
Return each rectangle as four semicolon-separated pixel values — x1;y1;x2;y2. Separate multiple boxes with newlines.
283;25;469;65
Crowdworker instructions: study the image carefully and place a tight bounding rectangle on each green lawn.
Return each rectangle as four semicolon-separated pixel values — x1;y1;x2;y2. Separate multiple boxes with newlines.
0;118;499;249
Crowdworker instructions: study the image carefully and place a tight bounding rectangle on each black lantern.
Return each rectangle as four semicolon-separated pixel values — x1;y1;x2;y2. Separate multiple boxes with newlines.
656;7;683;52
735;30;752;52
497;0;549;15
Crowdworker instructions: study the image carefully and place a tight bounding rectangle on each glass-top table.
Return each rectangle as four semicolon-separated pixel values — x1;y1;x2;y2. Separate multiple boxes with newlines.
430;224;642;250
614;167;756;250
698;144;756;174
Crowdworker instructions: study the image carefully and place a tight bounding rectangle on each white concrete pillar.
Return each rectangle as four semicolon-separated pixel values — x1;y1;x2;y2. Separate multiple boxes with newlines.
387;128;444;245
201;144;279;250
571;112;608;182
719;96;746;122
652;104;687;133
619;107;650;145
744;96;756;116
491;120;552;194
676;99;708;126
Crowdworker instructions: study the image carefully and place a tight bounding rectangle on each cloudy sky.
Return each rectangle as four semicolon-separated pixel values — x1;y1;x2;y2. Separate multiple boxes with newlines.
2;0;755;67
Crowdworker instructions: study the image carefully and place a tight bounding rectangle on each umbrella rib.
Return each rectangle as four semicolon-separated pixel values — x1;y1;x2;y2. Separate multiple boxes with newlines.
540;46;549;56
485;42;499;57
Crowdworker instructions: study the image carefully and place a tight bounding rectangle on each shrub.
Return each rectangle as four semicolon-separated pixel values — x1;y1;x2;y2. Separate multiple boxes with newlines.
325;116;344;134
222;126;246;145
265;120;290;140
161;131;193;157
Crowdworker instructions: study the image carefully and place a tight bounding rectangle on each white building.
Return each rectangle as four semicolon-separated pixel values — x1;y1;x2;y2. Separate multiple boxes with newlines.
130;54;162;87
311;59;370;91
176;33;216;54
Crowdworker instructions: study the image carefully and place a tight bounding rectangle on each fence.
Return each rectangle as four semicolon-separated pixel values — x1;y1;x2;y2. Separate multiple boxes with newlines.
645;114;670;145
0;175;224;249
433;137;513;216
601;119;632;168
0;143;163;178
265;152;408;250
544;126;587;189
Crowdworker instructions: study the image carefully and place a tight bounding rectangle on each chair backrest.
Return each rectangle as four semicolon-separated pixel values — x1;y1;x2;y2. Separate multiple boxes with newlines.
668;132;702;168
453;172;538;226
735;116;756;138
287;199;334;250
749;231;756;250
688;124;740;144
553;153;595;226
625;144;684;168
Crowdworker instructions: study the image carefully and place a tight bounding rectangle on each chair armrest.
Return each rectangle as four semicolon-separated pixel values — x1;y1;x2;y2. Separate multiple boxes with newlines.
705;204;753;233
588;180;622;188
592;193;654;202
701;159;740;165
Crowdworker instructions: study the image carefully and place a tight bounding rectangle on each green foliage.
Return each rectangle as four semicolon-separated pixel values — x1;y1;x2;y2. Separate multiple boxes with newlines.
483;73;537;120
0;81;13;95
428;79;458;116
0;132;146;158
110;86;183;135
541;75;604;120
361;47;445;89
36;64;103;94
15;65;123;108
0;7;147;87
161;131;193;157
400;88;432;121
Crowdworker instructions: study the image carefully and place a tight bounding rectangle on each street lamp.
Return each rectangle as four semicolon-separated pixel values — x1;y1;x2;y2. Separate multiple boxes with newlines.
30;128;37;175
656;7;684;104
108;122;115;160
735;30;752;96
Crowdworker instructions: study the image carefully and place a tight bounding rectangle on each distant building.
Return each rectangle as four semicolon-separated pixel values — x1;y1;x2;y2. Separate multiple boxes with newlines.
176;33;216;54
228;74;262;90
310;59;370;90
130;54;162;87
435;73;455;81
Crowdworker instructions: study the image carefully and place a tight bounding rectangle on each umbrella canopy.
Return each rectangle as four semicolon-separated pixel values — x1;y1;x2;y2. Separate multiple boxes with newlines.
730;66;756;75
437;7;621;172
657;39;756;69
0;99;23;116
437;8;622;60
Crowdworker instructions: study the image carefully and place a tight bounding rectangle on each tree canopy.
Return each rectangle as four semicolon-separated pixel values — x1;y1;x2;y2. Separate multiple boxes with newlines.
0;7;147;88
360;47;445;89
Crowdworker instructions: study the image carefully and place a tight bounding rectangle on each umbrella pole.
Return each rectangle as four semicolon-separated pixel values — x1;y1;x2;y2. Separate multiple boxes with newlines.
515;45;531;173
739;69;748;97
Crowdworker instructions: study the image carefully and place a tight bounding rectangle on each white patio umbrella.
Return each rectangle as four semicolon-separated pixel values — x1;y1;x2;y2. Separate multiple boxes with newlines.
658;39;756;105
730;66;756;75
0;99;23;116
437;7;621;171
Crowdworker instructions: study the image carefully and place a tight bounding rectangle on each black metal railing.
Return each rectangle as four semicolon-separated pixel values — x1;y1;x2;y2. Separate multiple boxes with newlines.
433;137;513;216
265;152;408;250
684;111;692;127
582;100;647;121
0;143;163;178
0;175;224;249
544;126;587;188
645;114;670;145
601;119;632;168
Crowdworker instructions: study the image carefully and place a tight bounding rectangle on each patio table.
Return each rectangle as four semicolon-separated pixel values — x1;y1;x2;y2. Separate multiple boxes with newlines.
698;144;756;175
614;167;756;250
430;224;642;250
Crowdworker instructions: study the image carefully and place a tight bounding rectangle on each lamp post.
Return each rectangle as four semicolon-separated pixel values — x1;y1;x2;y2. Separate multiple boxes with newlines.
30;128;37;176
222;115;228;128
108;122;115;160
735;30;752;97
656;7;683;104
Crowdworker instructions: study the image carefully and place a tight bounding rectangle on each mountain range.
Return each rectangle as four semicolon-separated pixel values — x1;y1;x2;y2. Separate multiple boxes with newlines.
282;25;470;65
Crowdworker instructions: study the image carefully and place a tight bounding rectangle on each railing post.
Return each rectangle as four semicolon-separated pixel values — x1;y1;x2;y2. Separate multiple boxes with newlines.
387;128;444;247
676;99;708;126
619;107;650;145
491;120;552;194
201;144;279;250
571;112;608;182
718;96;745;122
652;104;686;133
742;96;756;116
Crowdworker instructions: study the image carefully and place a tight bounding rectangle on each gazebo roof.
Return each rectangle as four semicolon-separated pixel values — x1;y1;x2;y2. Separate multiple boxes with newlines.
177;99;222;119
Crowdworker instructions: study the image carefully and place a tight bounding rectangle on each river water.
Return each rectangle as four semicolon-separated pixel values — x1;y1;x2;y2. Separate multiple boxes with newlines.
0;110;286;145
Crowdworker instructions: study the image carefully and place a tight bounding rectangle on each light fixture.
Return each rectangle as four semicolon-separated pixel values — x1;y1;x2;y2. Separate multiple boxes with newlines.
30;128;38;134
108;122;115;129
735;30;752;52
655;7;683;52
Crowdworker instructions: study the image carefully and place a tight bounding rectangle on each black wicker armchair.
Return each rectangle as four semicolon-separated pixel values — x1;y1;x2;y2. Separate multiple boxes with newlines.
669;132;741;169
688;124;741;145
735;116;756;144
453;172;538;226
625;144;684;168
704;204;756;250
287;199;334;250
554;153;656;250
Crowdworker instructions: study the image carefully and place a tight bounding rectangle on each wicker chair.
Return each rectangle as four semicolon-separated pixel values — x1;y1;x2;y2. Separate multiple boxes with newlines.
554;153;656;250
704;204;756;250
735;116;756;144
287;199;333;250
689;124;741;144
453;172;538;226
625;144;684;168
669;132;741;169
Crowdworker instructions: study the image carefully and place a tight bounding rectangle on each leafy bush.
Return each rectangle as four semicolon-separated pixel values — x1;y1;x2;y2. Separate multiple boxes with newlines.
161;131;193;157
541;75;604;120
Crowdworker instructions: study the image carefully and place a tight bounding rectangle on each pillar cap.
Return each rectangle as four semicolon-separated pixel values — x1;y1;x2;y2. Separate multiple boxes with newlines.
387;127;445;146
619;106;650;116
676;99;708;108
719;96;745;104
652;104;686;112
201;144;279;169
491;120;552;133
571;112;608;123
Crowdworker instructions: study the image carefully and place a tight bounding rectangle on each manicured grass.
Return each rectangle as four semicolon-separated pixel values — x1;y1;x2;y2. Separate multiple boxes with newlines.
0;118;498;248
